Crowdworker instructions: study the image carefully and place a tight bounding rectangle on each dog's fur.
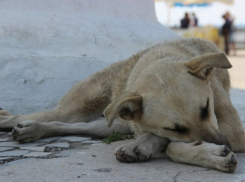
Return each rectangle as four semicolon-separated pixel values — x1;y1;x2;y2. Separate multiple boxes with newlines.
1;38;245;172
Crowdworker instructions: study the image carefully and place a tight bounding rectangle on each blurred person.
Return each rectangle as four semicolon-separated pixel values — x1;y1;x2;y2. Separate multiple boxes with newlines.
226;12;236;56
191;13;198;27
180;13;190;29
222;13;231;55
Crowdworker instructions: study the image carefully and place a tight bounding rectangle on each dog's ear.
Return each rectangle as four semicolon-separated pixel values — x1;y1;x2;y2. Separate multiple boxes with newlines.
185;52;232;79
103;94;143;127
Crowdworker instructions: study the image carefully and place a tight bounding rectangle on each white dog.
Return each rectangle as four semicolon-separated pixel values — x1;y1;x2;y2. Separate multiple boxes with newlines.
0;38;244;172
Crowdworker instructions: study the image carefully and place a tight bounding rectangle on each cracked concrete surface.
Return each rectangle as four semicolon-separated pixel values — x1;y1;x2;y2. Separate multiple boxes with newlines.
0;140;245;182
0;51;244;181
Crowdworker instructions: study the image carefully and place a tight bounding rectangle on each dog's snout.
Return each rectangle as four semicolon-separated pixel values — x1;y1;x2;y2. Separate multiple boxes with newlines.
211;133;231;150
200;128;232;150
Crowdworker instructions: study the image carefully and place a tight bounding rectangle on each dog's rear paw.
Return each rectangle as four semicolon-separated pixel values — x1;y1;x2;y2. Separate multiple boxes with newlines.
0;109;12;116
114;142;152;163
11;120;44;143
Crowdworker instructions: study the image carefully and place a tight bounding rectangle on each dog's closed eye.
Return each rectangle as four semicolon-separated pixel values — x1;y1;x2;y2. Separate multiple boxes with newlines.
163;123;189;134
200;98;209;120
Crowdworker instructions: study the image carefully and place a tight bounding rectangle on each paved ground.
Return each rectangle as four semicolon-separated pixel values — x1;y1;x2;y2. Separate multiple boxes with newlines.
0;50;245;182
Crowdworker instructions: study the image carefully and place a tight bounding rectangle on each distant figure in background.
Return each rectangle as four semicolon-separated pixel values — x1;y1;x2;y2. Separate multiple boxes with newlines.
222;13;231;55
180;13;190;28
226;12;236;56
191;13;198;27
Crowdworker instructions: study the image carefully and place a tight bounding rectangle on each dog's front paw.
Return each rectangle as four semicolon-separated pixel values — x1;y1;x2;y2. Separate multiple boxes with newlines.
114;141;152;163
11;120;44;143
166;142;238;173
215;147;238;173
199;143;238;173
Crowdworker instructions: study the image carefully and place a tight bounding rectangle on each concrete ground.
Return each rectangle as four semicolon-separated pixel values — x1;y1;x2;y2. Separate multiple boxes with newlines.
0;50;245;182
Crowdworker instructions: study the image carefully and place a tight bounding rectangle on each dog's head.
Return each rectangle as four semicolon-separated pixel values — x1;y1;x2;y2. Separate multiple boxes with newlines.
104;52;232;148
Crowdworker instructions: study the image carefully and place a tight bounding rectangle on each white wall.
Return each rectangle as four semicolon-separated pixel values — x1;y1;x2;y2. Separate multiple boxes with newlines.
0;0;178;114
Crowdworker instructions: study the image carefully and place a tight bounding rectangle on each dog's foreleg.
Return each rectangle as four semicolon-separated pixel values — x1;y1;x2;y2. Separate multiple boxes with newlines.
11;117;132;143
166;141;238;173
114;133;170;163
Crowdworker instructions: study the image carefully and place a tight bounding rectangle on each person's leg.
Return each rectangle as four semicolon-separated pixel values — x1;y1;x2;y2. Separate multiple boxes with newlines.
224;33;230;55
229;31;236;56
230;42;236;56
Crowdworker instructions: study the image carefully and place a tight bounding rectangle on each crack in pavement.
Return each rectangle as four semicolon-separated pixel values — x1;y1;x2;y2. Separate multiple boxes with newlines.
172;168;210;182
173;171;182;182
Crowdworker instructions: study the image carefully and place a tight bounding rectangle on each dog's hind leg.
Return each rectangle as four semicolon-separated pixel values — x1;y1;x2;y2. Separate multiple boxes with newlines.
0;60;128;131
166;141;237;173
0;109;78;130
0;81;112;131
11;117;132;143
